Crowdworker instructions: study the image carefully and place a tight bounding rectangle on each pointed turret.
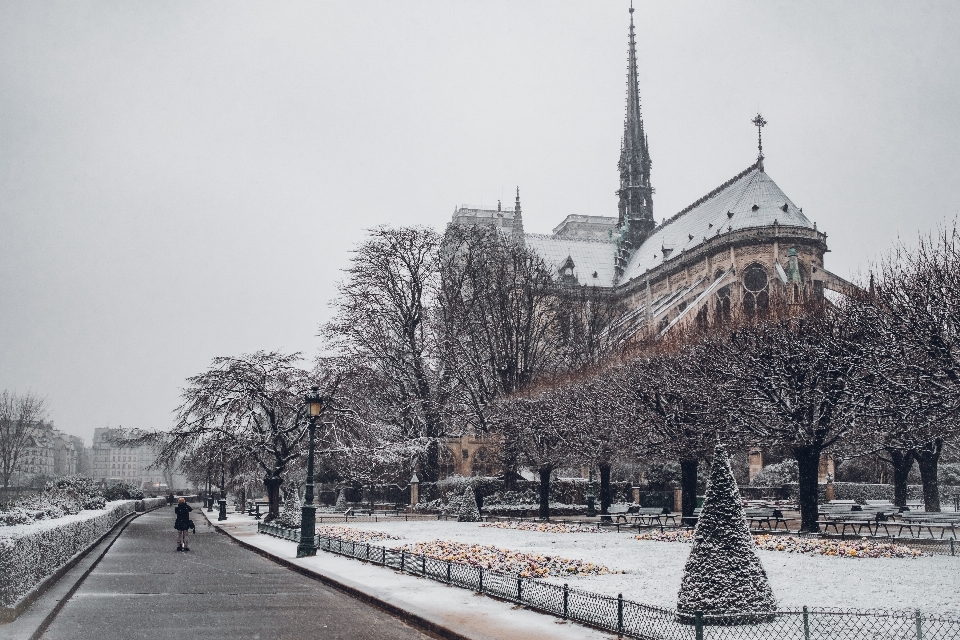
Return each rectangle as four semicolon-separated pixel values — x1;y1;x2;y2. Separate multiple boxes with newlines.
615;3;655;281
513;186;525;239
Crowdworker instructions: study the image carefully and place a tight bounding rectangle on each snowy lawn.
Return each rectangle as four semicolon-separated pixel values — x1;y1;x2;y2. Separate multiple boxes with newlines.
328;519;960;615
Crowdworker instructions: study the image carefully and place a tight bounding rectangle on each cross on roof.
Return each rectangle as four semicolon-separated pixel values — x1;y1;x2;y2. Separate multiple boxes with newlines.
751;113;767;161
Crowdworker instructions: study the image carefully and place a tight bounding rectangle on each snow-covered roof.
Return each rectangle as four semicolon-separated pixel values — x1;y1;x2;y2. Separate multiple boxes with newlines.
621;164;814;283
524;234;618;287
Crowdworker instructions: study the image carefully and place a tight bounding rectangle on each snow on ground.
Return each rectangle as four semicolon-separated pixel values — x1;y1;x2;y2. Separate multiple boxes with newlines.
331;519;960;615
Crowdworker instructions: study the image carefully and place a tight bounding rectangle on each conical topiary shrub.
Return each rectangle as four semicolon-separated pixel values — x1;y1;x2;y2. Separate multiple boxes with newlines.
334;488;347;512
457;485;481;522
676;445;777;623
277;487;302;528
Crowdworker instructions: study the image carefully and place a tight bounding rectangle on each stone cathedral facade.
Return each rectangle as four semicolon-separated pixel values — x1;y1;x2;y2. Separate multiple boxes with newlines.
451;6;854;348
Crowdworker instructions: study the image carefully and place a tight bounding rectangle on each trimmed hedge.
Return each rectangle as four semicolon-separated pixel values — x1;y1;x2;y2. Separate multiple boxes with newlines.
0;501;136;608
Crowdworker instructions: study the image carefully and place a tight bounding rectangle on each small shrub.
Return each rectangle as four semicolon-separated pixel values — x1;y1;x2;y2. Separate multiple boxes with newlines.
457;486;481;522
103;483;144;501
751;459;798;487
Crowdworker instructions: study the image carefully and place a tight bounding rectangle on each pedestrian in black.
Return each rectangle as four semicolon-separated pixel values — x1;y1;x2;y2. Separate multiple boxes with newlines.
174;497;193;551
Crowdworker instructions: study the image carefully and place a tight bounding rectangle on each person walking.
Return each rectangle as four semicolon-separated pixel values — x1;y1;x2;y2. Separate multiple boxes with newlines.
174;497;193;551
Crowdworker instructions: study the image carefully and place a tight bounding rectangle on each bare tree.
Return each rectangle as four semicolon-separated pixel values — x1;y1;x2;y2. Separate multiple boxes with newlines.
133;351;321;520
493;384;576;520
323;226;452;482
0;391;48;488
709;303;870;532
618;344;731;521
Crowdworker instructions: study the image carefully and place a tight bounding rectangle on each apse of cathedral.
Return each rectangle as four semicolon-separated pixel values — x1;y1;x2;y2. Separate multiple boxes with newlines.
451;6;854;341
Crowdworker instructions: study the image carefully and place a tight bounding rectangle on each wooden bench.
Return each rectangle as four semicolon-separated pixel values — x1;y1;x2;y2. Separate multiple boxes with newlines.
745;508;788;531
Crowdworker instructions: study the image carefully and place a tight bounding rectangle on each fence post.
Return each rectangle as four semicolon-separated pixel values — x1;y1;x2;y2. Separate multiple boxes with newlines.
617;593;624;635
915;609;923;640
803;606;810;640
951;538;955;556
400;549;405;572
446;560;452;584
563;583;569;619
422;554;426;576
517;577;523;603
366;543;370;561
478;566;484;593
382;546;386;565
695;611;704;640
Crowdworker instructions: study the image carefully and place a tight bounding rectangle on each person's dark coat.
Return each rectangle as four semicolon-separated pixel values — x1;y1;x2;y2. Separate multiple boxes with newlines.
174;503;193;531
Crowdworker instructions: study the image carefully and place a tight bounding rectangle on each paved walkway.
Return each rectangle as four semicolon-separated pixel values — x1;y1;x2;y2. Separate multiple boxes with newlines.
39;508;430;640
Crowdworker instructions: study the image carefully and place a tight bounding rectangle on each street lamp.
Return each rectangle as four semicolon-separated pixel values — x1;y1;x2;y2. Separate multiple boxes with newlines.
217;449;227;521
297;386;324;558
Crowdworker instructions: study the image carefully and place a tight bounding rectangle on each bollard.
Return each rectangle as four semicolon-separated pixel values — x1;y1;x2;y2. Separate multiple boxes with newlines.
803;606;810;640
618;593;624;635
563;583;569;619
695;611;704;640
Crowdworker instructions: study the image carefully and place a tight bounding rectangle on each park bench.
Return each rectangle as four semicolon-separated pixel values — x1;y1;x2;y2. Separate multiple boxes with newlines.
744;508;788;531
894;512;960;539
682;508;702;528
817;504;858;533
606;504;631;522
629;507;677;529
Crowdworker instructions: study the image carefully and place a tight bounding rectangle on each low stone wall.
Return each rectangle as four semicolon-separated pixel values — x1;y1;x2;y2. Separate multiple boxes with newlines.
0;501;137;609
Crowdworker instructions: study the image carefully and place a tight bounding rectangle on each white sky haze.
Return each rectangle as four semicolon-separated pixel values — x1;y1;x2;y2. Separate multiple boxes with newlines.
1;1;959;441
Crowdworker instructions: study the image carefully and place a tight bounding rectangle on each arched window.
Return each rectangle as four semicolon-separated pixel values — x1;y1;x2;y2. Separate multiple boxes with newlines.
742;264;769;317
714;286;732;324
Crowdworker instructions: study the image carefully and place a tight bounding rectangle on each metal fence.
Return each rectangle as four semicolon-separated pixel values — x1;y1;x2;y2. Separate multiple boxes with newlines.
257;522;960;639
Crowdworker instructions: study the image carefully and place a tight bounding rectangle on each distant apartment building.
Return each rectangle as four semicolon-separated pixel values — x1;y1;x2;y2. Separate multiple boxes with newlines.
90;427;185;490
16;423;86;485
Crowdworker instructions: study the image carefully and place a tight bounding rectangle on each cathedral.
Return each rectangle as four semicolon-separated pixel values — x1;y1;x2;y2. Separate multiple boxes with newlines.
452;6;854;346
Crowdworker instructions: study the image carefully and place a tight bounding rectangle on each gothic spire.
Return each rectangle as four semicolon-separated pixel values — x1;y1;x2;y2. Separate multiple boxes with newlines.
615;2;655;281
512;186;525;239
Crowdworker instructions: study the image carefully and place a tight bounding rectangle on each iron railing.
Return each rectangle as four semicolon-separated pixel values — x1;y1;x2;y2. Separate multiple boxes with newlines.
257;522;960;639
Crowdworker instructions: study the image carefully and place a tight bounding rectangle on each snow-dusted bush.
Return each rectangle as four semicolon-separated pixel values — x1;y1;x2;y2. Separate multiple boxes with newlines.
457;486;481;522
103;482;144;501
677;446;777;622
333;488;347;512
751;459;798;487
276;488;302;528
0;501;136;607
939;464;960;486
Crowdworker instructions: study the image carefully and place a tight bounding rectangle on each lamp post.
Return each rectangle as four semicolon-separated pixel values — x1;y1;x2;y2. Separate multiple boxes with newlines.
217;450;227;521
297;386;324;558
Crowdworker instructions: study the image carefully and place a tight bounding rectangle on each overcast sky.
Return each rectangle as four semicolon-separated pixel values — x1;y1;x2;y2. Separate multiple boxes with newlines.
2;1;959;442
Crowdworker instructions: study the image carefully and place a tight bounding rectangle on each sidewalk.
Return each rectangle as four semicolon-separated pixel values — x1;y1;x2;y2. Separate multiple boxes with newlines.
201;509;616;640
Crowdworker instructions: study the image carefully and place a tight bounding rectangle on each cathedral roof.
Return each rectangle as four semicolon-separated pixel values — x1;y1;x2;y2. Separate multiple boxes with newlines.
620;163;815;283
524;234;619;287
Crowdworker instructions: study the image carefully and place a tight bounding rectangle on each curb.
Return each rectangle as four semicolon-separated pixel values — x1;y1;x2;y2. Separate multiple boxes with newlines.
201;512;474;640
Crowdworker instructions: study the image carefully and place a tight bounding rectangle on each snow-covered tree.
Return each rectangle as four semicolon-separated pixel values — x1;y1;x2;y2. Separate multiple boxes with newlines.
677;446;776;620
276;485;302;528
333;487;347;512
457;485;481;522
709;303;869;532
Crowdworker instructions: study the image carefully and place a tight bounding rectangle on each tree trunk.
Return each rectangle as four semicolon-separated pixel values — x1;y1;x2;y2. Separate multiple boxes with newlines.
599;463;612;515
538;466;553;521
263;475;283;522
884;447;913;508
794;446;822;533
913;439;943;512
680;459;698;519
419;440;441;483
